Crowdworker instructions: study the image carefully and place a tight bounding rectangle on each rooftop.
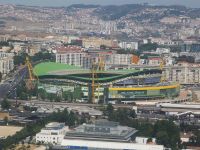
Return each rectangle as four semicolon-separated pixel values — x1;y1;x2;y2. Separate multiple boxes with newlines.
45;122;65;130
33;62;139;76
64;120;137;142
33;62;162;84
54;46;83;53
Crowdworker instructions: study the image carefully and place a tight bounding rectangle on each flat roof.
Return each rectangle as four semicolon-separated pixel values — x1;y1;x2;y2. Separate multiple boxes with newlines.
160;103;200;109
60;139;164;150
64;120;137;142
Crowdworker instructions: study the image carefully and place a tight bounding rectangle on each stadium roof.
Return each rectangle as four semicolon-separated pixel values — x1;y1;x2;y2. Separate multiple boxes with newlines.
34;62;81;76
33;62;140;76
33;62;162;84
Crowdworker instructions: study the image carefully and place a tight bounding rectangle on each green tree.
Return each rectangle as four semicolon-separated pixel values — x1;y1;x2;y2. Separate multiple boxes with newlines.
138;123;154;137
31;51;55;62
55;95;62;102
0;41;9;47
110;108;130;125
1;98;11;110
196;131;200;146
15;80;28;100
189;130;200;146
154;120;181;149
68;111;77;127
73;86;83;101
129;109;137;118
19;92;28;100
63;91;71;101
13;52;28;66
106;103;114;115
38;89;47;100
47;93;55;101
106;107;181;149
156;131;170;147
139;43;158;51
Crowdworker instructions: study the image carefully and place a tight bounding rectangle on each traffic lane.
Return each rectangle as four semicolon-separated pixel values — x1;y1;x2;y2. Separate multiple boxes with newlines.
0;67;27;99
0;83;10;98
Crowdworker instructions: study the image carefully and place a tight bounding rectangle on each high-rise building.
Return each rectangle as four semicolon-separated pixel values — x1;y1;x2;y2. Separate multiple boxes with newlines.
164;63;200;84
55;46;86;67
56;52;86;67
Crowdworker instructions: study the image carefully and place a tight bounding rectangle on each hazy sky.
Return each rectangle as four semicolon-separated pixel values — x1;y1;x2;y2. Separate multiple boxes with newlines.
0;0;200;8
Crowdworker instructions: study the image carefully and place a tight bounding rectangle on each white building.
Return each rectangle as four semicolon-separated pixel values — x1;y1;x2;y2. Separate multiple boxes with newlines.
36;122;68;145
56;52;86;67
0;52;14;75
148;57;162;65
110;54;132;65
119;42;138;50
156;48;170;54
135;137;156;144
60;139;164;150
60;120;164;150
164;63;200;84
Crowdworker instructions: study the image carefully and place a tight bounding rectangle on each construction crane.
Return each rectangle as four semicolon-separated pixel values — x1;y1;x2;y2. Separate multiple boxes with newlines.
91;55;105;103
91;61;96;103
160;58;166;82
25;57;39;90
98;54;105;71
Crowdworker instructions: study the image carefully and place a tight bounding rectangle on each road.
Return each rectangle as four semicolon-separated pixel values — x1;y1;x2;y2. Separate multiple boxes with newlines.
0;66;27;100
0;83;10;98
8;99;134;109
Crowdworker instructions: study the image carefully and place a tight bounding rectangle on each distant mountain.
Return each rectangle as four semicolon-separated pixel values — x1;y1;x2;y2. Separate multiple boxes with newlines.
93;4;144;20
67;4;100;9
67;4;200;21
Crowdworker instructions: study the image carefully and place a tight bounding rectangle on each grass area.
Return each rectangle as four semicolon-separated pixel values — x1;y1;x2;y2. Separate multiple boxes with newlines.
34;62;81;76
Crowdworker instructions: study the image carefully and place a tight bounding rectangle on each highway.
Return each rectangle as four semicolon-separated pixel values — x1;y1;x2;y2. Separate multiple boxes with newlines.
0;60;48;99
0;66;27;100
0;83;10;98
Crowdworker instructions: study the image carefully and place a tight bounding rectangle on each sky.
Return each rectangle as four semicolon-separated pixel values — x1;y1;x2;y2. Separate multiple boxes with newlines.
0;0;200;8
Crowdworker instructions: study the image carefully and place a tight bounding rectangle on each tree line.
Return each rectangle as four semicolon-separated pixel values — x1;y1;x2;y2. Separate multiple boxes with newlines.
13;50;55;66
105;104;182;150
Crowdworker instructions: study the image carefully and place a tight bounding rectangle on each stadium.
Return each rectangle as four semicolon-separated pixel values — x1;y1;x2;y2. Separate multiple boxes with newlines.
33;62;180;103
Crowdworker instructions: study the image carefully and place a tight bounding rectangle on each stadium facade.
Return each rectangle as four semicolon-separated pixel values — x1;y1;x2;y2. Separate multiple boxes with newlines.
34;62;180;103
